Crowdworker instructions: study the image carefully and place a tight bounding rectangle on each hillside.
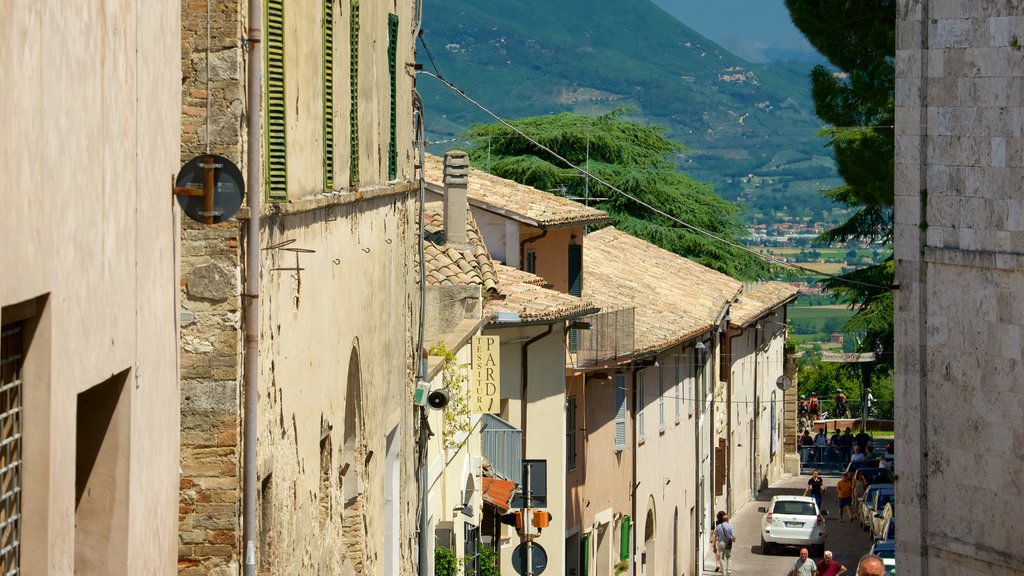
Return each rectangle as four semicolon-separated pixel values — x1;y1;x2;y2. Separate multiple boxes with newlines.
418;0;842;225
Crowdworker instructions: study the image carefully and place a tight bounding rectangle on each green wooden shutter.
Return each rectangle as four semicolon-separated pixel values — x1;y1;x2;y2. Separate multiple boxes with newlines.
322;0;335;192
387;13;399;180
265;0;287;200
614;374;626;451
568;244;583;296
348;0;359;187
619;515;631;561
581;532;590;576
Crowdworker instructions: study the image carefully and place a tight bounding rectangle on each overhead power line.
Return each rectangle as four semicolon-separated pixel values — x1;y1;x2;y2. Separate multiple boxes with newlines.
416;69;895;292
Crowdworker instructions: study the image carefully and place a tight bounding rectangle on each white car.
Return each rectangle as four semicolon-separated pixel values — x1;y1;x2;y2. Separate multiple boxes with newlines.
871;501;894;541
758;495;826;555
870;540;896;575
863;488;894;534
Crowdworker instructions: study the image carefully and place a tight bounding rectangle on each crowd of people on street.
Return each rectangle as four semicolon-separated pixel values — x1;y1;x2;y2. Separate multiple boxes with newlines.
799;424;878;465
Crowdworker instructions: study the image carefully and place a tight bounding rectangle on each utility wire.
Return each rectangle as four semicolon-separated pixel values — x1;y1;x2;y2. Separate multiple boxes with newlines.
418;69;895;292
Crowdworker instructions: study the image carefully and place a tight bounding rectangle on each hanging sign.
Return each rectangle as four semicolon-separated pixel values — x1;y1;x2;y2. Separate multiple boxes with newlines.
472;335;500;413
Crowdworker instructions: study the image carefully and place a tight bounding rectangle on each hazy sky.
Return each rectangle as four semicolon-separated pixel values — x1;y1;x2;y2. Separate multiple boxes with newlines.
650;0;822;63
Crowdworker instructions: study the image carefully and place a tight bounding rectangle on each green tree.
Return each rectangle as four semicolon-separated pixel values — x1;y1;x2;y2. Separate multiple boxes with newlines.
786;0;895;372
460;110;775;280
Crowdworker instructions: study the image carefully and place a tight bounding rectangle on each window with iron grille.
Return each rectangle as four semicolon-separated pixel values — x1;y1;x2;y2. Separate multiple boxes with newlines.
265;0;287;200
566;396;577;470
524;249;537;274
0;322;24;575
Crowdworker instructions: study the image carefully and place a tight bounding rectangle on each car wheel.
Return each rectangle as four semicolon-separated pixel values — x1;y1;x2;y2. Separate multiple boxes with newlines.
760;537;772;555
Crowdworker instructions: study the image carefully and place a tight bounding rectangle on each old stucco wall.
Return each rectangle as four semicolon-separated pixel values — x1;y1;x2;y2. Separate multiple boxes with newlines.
1;0;181;573
896;2;1024;574
255;189;418;575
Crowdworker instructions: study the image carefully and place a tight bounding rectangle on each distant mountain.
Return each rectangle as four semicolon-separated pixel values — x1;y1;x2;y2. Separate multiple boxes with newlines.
418;0;842;223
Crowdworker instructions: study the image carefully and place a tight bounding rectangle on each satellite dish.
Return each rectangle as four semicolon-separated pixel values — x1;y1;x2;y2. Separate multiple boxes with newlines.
776;375;793;391
175;154;244;224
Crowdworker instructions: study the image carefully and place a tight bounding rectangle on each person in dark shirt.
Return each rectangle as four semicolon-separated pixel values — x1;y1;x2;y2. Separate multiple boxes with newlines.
855;429;871;452
804;469;825;511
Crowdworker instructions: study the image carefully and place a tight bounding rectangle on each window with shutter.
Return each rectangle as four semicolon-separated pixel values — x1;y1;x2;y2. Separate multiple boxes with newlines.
674;353;681;423
348;0;359;187
637;371;645;439
265;0;287;200
525;249;537;274
566;396;577;470
322;0;335;192
619;515;631;561
567;244;583;296
387;13;398;180
613;374;626;452
687;350;694;417
658;367;664;429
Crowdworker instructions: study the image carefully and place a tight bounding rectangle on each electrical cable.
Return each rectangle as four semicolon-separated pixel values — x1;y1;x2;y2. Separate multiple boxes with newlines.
417;69;896;292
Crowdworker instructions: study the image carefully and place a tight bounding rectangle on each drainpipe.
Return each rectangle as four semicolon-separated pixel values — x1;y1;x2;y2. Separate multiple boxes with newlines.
752;324;760;499
242;0;262;573
629;367;637;576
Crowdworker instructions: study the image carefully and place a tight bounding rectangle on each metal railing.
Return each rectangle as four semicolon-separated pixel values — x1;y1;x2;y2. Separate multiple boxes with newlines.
481;414;521;485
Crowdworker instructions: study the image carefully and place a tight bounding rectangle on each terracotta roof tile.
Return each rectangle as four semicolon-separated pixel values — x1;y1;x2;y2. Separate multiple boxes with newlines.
728;282;800;327
424;153;610;228
486;265;599;324
421;202;500;295
583;227;743;356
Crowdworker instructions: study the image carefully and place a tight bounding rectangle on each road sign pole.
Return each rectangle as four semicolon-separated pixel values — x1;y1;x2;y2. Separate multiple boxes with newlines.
525;463;533;576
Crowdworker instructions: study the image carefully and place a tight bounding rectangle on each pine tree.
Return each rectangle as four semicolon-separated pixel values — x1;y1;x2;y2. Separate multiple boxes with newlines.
461;110;775;281
786;0;895;371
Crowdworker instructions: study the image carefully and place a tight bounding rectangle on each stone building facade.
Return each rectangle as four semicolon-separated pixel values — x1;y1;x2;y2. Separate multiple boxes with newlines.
2;0;182;573
896;2;1024;575
177;0;421;574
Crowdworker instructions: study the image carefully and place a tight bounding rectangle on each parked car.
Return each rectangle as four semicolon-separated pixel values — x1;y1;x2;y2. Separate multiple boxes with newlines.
871;540;896;575
758;496;826;555
859;484;894;527
862;488;894;533
871;501;895;540
878;515;895;544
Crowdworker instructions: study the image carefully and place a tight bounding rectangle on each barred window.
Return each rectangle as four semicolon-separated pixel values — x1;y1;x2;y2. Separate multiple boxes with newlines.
0;322;24;575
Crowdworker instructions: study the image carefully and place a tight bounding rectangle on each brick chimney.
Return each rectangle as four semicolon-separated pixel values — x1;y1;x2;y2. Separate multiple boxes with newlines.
443;150;470;247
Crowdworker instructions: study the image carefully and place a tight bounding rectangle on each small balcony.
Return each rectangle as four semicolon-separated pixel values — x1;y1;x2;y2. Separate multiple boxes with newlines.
570;307;635;368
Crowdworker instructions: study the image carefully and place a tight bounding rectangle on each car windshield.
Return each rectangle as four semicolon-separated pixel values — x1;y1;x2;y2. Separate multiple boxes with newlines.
875;549;895;560
875;493;893;509
772;501;817;516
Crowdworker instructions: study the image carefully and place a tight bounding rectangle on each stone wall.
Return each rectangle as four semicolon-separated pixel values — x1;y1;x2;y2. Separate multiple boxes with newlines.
178;1;246;573
895;2;1024;574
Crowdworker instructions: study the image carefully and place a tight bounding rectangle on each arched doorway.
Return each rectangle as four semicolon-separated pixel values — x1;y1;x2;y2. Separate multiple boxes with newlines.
644;498;657;574
341;342;367;572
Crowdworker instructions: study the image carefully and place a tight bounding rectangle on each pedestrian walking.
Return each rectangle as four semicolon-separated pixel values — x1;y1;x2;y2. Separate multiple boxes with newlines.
804;469;825;512
817;550;848;576
836;472;855;522
711;510;725;572
791;547;818;576
714;512;736;576
836;389;849;418
809;394;821;421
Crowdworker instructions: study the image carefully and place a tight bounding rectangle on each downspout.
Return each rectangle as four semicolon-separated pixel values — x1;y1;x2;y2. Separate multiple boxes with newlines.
518;230;548;270
414;95;431;576
752;324;760;499
521;324;553;456
629;367;637;576
242;0;262;573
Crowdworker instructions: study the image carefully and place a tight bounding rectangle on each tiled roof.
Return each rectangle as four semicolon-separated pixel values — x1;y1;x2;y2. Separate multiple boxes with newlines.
583;227;742;356
486;265;599;324
422;202;499;295
482;477;517;512
728;282;800;327
423;153;610;228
